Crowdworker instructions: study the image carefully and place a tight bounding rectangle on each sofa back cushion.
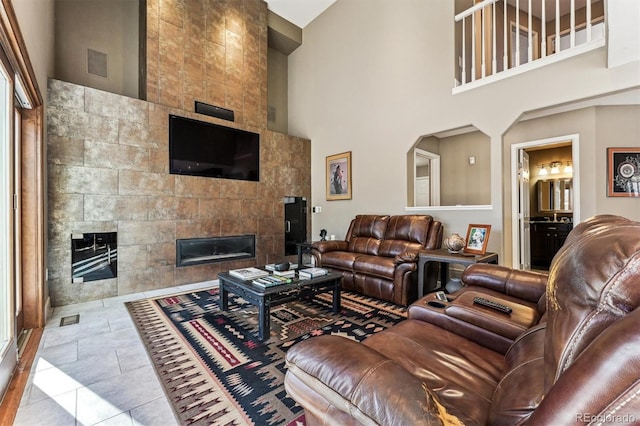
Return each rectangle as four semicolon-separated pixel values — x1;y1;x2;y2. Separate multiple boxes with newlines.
522;215;640;424
543;215;640;391
378;215;434;257
346;215;389;255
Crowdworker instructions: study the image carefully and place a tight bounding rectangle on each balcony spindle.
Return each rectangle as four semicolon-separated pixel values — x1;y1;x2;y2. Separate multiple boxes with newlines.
503;0;508;70
528;0;533;63
541;0;546;57
481;6;486;78
555;0;560;53
570;0;576;48
462;17;467;84
471;13;476;81
515;0;520;67
586;0;592;42
492;3;497;74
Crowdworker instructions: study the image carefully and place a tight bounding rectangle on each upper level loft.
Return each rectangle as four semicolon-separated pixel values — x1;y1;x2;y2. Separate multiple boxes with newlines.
454;0;605;92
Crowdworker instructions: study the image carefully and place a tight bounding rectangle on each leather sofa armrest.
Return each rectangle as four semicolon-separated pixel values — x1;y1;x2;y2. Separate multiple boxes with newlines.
285;335;451;425
461;264;547;303
393;250;418;264
312;240;349;253
525;308;640;425
410;294;518;354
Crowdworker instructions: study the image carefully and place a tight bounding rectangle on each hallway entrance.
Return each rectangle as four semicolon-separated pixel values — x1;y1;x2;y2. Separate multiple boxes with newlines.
511;134;580;270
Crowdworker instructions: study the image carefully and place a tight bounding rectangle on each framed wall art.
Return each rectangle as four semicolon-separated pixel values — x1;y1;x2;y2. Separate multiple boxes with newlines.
464;224;491;254
326;151;352;200
607;147;640;197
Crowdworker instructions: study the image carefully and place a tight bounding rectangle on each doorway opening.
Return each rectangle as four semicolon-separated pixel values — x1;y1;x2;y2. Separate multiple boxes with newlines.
511;134;580;270
414;149;440;206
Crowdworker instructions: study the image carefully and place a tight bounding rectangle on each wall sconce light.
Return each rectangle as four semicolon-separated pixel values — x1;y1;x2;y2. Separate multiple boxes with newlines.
538;161;572;177
538;164;548;176
564;161;573;174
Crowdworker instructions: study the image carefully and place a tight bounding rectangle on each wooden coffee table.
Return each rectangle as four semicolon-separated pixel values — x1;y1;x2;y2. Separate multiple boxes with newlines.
217;270;342;340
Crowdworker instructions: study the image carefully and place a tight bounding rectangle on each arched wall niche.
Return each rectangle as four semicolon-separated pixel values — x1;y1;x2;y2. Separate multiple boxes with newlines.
407;125;491;207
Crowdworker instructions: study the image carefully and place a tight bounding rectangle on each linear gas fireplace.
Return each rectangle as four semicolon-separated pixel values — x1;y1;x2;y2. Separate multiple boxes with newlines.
176;235;256;267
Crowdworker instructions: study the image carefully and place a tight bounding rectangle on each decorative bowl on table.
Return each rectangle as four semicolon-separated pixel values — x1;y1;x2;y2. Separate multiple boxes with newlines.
444;233;465;253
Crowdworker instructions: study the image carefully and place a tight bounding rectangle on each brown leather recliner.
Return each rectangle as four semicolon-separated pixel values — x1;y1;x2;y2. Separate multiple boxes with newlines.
312;215;443;306
285;215;640;425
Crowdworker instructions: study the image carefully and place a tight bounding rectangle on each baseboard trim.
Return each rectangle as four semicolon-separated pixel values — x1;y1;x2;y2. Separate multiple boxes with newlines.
44;295;52;324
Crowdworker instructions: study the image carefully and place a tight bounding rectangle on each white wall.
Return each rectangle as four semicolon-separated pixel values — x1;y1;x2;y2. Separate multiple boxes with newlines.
11;0;55;99
607;0;640;68
54;0;138;98
288;0;640;260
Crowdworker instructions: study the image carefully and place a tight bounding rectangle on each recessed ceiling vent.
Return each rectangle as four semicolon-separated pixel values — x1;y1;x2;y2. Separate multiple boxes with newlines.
88;48;108;78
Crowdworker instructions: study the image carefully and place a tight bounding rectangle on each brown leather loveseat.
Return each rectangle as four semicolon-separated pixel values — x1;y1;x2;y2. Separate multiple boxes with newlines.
285;215;640;425
312;215;443;306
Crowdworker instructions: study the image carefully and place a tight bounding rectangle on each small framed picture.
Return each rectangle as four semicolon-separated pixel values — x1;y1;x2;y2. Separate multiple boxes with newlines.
607;147;640;197
326;151;352;200
464;224;491;254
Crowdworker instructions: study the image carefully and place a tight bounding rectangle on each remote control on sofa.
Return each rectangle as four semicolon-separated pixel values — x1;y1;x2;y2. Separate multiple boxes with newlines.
473;297;512;314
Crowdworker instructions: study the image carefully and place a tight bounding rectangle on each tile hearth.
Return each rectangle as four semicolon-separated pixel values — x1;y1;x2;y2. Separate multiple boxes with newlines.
13;280;217;425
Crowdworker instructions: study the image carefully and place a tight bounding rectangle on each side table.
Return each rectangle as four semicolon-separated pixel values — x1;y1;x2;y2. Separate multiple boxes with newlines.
417;248;498;297
296;241;316;267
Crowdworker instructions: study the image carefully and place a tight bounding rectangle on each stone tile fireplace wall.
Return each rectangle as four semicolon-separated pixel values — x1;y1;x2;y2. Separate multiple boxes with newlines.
145;0;267;129
47;79;311;306
47;0;309;306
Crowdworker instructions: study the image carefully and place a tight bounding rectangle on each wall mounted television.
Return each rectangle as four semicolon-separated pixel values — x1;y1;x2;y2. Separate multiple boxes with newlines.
169;114;260;182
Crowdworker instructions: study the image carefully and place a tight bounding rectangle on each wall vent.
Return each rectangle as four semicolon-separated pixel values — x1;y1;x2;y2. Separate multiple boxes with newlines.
88;48;108;78
60;314;80;327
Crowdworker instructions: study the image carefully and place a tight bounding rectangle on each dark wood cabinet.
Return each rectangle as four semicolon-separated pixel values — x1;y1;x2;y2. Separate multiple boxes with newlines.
530;222;572;269
284;197;307;256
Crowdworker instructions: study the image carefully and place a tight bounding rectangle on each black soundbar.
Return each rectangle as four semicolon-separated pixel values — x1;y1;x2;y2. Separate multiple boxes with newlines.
195;101;235;122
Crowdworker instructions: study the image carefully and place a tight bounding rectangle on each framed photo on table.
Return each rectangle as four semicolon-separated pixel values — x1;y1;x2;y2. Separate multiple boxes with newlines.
607;147;640;197
464;224;491;254
326;151;352;200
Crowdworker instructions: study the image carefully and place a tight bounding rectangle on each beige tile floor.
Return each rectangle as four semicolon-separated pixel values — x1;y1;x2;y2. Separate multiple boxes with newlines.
13;280;218;426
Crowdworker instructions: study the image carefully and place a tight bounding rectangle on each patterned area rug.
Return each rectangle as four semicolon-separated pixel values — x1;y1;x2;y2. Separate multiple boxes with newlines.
126;287;407;426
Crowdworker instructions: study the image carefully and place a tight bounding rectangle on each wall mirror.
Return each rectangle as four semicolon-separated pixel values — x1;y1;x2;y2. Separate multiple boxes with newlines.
537;178;573;212
407;126;491;207
527;143;573;215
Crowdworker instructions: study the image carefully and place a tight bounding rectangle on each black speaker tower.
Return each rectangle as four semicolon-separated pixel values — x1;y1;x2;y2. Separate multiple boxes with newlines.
195;101;235;122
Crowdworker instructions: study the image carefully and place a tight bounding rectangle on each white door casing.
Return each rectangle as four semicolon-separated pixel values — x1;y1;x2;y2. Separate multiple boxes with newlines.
510;134;580;269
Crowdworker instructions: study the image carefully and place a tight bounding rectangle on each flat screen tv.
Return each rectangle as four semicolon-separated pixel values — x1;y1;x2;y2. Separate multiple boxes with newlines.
169;114;260;182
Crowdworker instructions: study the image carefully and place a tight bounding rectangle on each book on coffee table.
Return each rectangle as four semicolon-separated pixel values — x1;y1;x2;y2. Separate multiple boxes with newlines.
266;263;298;270
252;275;292;288
229;267;269;280
273;269;295;278
298;267;328;279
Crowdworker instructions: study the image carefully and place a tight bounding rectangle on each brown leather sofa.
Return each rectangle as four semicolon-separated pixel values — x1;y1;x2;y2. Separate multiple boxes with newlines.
285;215;640;425
311;215;443;306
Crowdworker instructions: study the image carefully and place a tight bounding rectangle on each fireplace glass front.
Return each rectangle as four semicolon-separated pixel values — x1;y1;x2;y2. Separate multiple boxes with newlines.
176;235;256;267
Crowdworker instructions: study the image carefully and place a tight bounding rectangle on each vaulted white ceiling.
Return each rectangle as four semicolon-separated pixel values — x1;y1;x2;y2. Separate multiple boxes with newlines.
267;0;336;28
